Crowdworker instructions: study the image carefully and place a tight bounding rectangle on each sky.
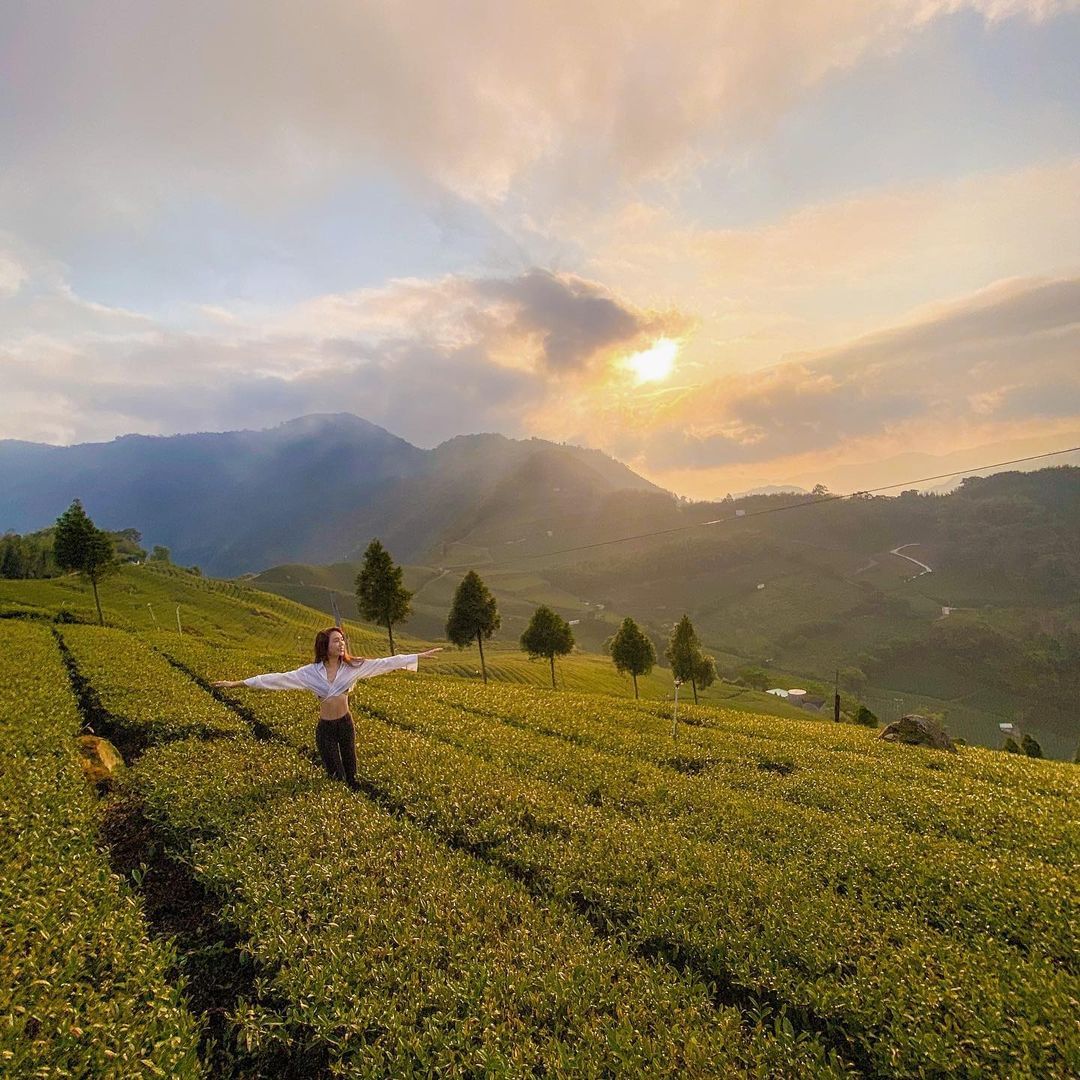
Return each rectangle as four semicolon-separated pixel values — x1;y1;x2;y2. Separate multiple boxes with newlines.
1;0;1078;499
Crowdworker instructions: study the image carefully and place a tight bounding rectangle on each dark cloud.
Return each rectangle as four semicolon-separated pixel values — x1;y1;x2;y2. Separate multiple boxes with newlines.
821;277;1080;369
473;269;647;372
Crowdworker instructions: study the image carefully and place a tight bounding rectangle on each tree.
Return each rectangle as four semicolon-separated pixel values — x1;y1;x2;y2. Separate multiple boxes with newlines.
520;605;575;688
665;614;698;686
854;704;878;727
53;499;116;625
148;545;171;564
666;615;703;702
0;530;56;579
691;652;716;700
445;570;501;684
1021;733;1043;759
1003;737;1022;754
1;534;31;579
838;666;868;694
112;528;145;563
736;665;771;691
355;539;413;653
608;616;656;699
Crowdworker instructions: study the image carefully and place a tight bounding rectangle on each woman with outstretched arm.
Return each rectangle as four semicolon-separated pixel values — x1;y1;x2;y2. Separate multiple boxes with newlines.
213;625;441;790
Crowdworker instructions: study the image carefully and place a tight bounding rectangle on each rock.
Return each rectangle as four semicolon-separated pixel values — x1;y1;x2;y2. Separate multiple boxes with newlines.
76;735;126;788
877;714;956;753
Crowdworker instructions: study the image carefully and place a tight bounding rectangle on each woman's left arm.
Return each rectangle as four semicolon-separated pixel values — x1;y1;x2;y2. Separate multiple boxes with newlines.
351;647;442;681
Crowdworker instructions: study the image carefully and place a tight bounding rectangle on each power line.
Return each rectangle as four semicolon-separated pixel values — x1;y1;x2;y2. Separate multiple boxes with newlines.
441;444;1080;570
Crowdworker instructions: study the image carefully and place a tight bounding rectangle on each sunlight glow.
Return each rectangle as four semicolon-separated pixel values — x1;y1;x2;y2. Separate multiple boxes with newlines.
623;338;679;384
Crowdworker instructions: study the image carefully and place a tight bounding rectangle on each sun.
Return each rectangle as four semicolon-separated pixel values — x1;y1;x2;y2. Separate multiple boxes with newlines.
623;338;679;384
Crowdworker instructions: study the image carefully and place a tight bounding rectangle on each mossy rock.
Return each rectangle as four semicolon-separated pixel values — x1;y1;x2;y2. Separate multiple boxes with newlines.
877;714;956;753
76;735;126;788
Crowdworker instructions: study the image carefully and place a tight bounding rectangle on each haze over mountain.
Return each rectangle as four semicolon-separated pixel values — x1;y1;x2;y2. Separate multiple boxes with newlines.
0;413;665;576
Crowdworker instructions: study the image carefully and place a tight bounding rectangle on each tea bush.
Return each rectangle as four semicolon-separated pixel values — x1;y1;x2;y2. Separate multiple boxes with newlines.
0;622;203;1077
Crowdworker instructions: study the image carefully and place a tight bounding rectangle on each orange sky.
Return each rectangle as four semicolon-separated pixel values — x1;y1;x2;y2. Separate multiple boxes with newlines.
1;1;1078;497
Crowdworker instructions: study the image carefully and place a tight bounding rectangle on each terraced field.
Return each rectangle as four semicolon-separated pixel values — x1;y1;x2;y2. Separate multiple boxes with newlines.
3;612;1077;1077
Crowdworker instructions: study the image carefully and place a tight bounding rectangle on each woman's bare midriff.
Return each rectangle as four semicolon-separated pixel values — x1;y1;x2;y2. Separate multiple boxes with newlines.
319;692;350;720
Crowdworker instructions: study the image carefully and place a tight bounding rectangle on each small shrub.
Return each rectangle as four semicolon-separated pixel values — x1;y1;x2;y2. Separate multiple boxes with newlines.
854;705;878;727
1021;733;1043;759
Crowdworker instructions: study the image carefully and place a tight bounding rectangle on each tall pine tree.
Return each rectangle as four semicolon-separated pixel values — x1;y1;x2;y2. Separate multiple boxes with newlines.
354;539;412;653
53;499;115;625
445;571;501;683
608;616;656;699
665;614;703;703
520;605;574;689
691;652;717;701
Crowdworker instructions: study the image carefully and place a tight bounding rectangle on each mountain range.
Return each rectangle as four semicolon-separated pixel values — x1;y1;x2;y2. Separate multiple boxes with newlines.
0;413;663;576
3;413;1078;756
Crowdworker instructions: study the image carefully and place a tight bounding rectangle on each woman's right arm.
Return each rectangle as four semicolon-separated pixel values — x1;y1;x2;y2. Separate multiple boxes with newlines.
212;667;312;691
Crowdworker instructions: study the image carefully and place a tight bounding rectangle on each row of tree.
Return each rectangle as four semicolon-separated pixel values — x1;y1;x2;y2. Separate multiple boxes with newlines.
36;510;715;697
355;539;714;696
356;541;577;687
608;614;717;701
17;501;193;623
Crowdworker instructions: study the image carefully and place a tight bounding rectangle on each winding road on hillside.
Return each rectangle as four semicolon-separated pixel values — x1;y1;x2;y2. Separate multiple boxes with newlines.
890;543;933;577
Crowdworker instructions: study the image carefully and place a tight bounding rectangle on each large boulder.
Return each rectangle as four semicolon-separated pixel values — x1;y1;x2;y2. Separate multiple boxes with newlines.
877;714;956;753
76;735;126;788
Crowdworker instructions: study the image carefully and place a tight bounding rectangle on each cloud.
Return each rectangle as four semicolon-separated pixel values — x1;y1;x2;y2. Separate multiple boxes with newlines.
824;275;1080;358
0;329;545;449
240;268;681;375
2;0;1072;250
471;269;681;372
0;241;153;340
0;250;27;298
600;274;1080;472
0;262;678;445
580;159;1080;386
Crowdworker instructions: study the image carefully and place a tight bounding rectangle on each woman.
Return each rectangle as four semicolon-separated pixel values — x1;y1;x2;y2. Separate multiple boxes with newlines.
213;626;441;790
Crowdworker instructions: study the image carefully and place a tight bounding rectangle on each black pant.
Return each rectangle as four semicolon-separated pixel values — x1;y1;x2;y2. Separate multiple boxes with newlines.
315;712;358;785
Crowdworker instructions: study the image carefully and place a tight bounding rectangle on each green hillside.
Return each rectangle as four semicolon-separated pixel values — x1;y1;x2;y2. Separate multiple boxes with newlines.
2;588;1077;1077
0;564;807;718
245;468;1080;757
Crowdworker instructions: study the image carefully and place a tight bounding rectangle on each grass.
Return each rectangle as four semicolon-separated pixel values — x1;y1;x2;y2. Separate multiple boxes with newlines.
0;565;814;719
5;585;1078;1075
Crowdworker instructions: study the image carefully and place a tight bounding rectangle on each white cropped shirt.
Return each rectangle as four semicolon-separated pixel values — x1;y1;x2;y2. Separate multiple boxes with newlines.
243;654;420;700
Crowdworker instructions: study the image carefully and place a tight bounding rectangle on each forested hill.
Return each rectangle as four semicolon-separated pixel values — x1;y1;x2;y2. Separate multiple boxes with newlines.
537;468;1080;757
254;467;1080;758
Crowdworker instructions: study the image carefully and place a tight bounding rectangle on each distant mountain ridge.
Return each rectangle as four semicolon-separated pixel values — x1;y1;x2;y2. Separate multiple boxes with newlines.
0;414;667;575
728;484;809;497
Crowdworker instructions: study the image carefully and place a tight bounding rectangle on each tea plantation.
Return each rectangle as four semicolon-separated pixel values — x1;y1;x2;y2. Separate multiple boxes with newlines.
1;577;1077;1077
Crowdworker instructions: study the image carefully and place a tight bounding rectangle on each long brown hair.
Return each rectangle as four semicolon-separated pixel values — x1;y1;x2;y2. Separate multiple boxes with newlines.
313;626;364;666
